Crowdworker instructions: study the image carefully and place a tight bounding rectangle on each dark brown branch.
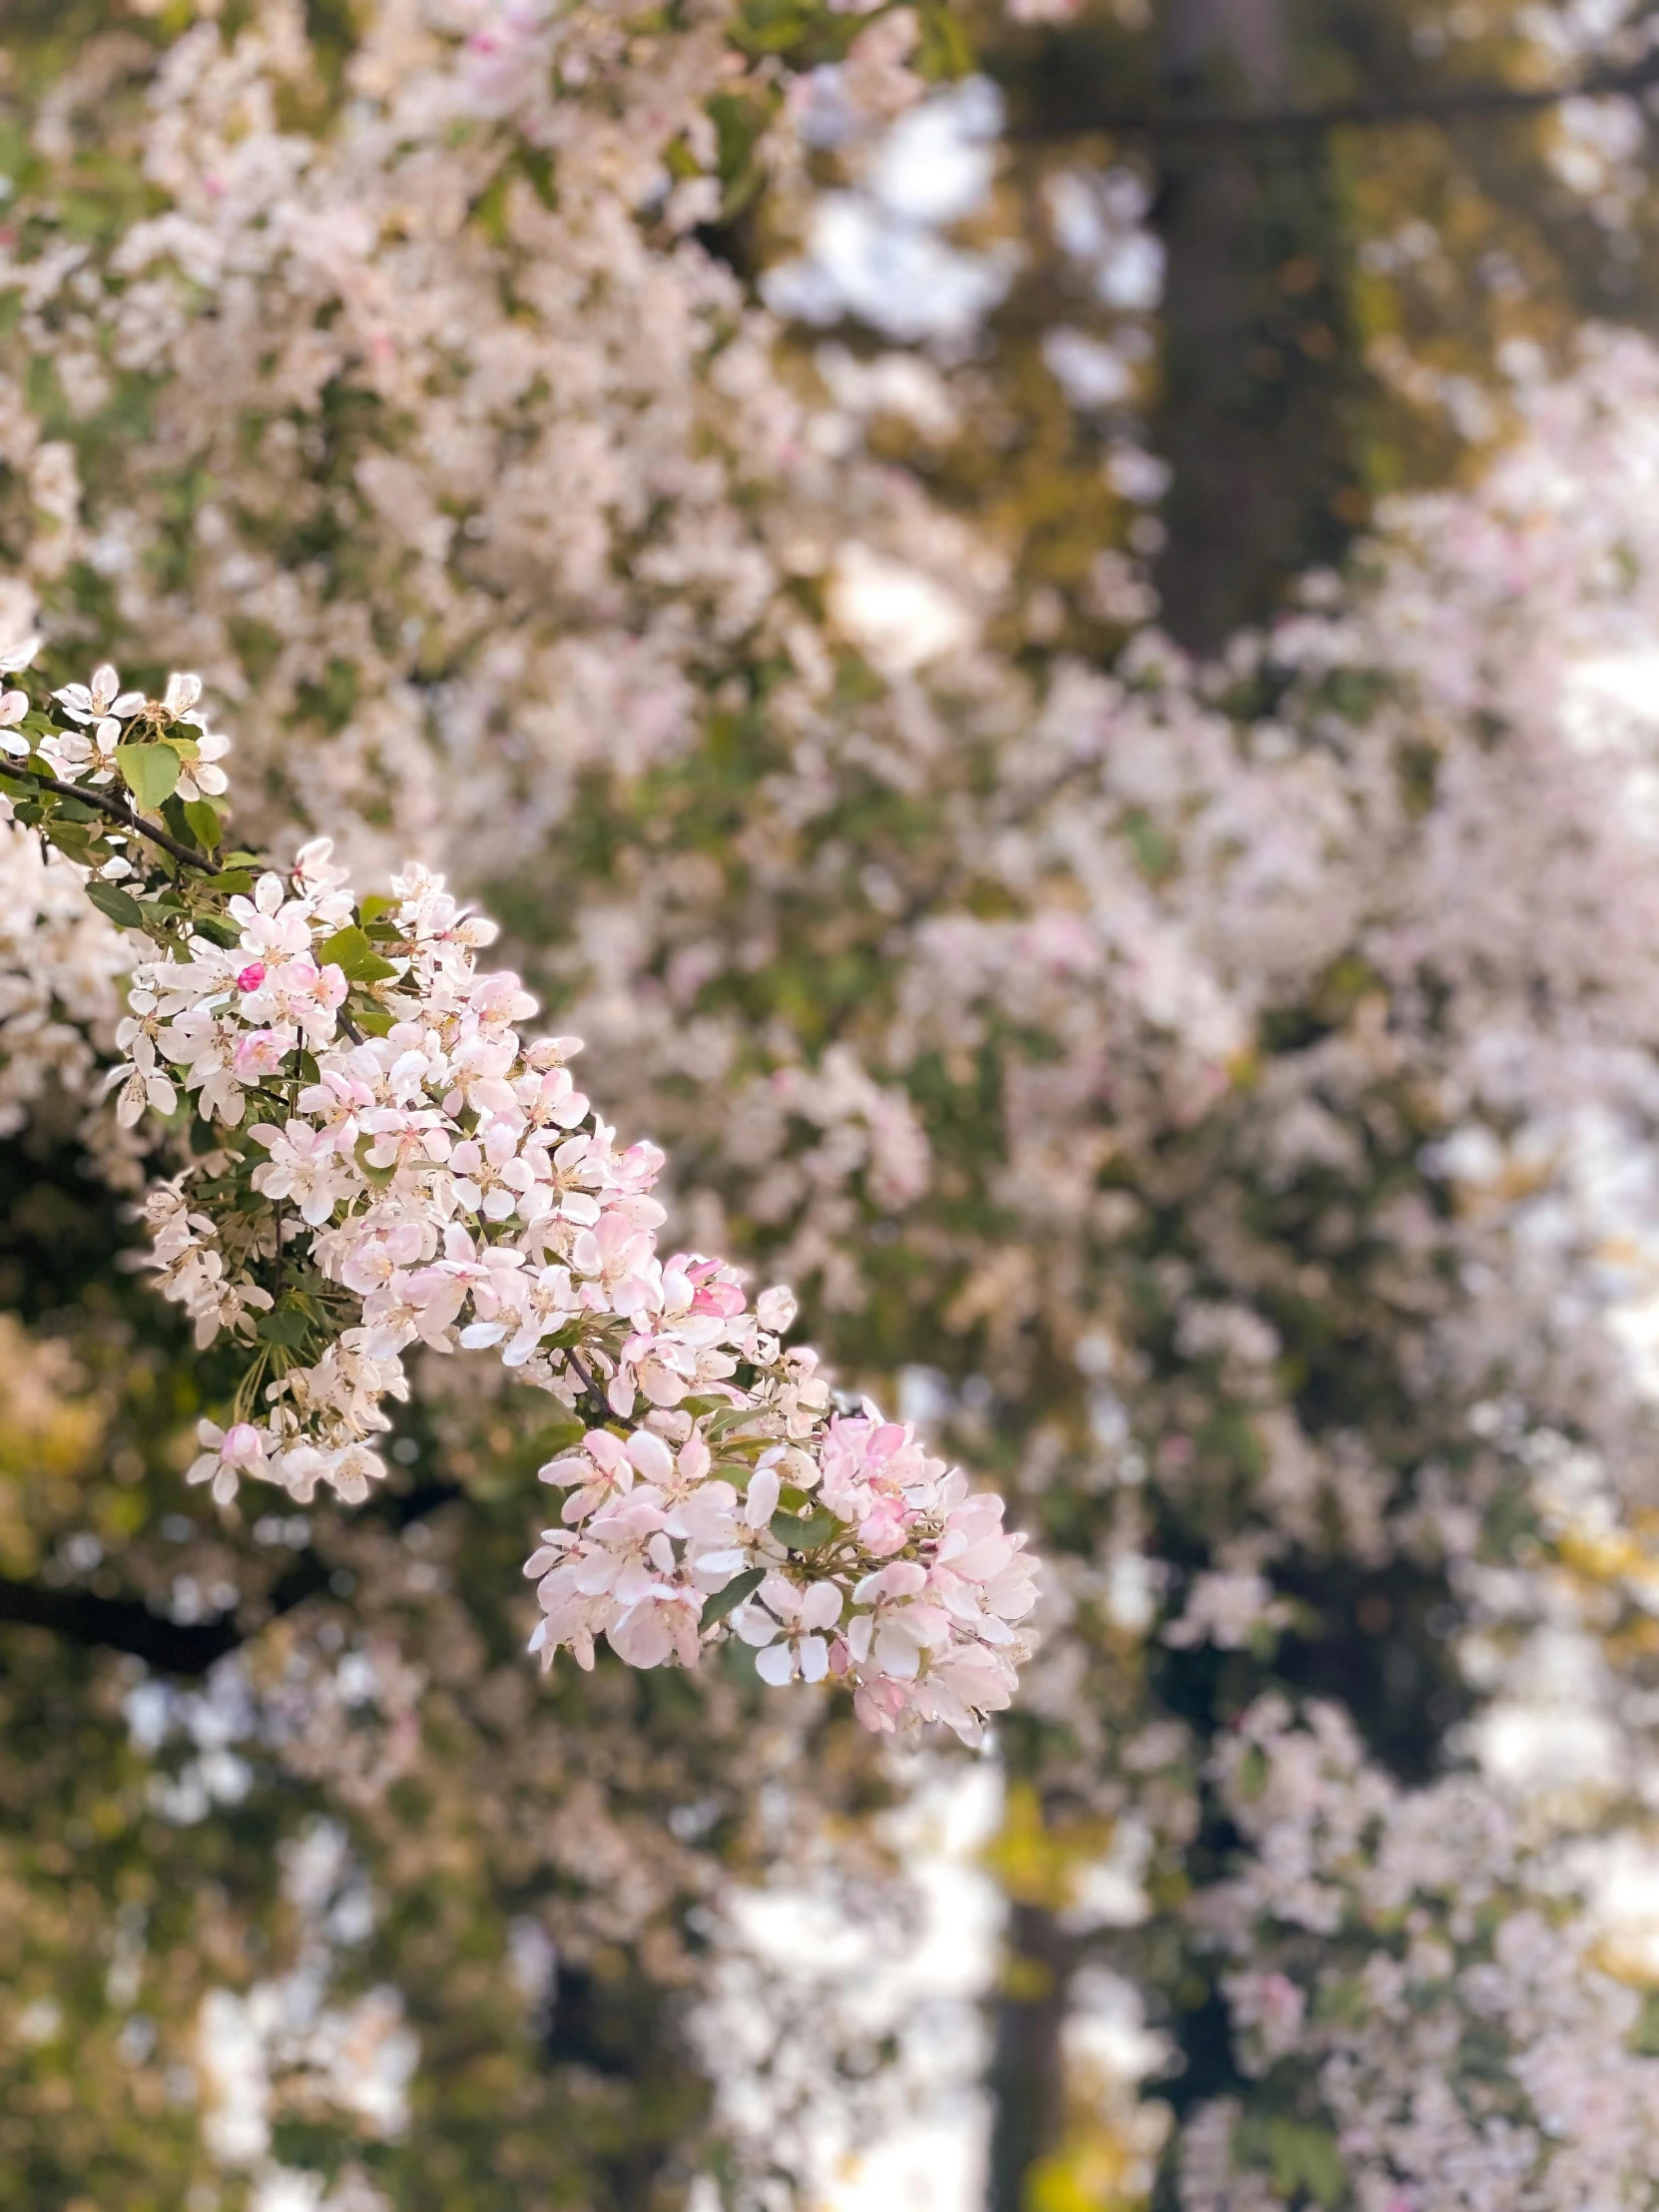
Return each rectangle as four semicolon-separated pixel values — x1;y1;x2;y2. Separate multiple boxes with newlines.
0;1479;461;1676
565;1350;613;1423
15;766;218;872
0;1574;249;1672
1009;49;1659;143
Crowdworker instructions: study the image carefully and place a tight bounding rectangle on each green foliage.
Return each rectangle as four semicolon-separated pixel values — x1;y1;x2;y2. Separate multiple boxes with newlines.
115;743;183;813
1243;2116;1349;2210
314;924;400;985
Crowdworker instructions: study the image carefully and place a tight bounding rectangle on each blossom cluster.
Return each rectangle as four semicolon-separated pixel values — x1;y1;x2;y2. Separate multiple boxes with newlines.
1185;1698;1659;2212
531;1407;1035;1736
0;652;1036;1742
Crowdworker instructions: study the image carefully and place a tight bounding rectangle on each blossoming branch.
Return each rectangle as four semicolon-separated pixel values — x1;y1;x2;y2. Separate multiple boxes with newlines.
0;650;1036;1741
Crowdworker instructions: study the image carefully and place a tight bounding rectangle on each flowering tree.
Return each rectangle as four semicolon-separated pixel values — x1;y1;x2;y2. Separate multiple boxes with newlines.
9;4;1659;2211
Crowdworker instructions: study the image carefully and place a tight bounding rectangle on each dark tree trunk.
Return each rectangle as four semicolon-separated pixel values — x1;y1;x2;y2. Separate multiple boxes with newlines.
1152;0;1360;652
985;1902;1083;2212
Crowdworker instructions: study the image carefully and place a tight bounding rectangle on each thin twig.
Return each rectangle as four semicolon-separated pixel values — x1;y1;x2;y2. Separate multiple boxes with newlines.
565;1350;612;1422
15;766;218;872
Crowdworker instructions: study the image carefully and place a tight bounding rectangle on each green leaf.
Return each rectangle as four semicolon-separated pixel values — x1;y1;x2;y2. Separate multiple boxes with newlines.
734;0;825;56
1263;2121;1346;2210
357;893;397;925
43;822;96;862
353;1132;398;1189
701;1567;766;1629
255;1305;312;1350
206;868;255;892
193;914;241;949
708;90;774;221
316;923;398;984
183;799;224;853
84;877;146;928
915;0;974;80
702;1405;761;1440
1123;809;1176;882
114;742;182;812
770;1508;837;1551
1236;1744;1270;1802
351;1004;393;1037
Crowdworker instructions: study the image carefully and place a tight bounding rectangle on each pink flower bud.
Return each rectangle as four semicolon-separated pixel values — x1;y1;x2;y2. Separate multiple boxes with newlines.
236;962;267;992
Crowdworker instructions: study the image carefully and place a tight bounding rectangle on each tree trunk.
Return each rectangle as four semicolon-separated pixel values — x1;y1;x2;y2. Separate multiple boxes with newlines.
1152;0;1359;652
985;1903;1082;2212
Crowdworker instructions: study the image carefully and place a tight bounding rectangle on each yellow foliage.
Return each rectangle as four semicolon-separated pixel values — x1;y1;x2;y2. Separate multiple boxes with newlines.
0;1314;110;1576
1025;2122;1147;2212
982;1781;1117;1914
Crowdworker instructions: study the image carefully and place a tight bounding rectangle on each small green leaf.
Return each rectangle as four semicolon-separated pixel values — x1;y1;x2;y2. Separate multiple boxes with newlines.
1264;2120;1346;2210
43;822;95;861
183;798;224;853
256;1305;312;1350
702;1405;760;1440
115;743;182;812
84;877;146;928
353;1132;397;1188
351;1004;393;1037
702;1567;766;1629
915;0;974;80
316;922;398;984
358;893;397;925
206;868;255;892
770;1509;837;1551
733;0;824;56
193;914;241;948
